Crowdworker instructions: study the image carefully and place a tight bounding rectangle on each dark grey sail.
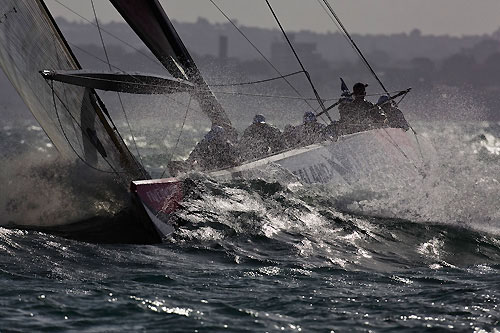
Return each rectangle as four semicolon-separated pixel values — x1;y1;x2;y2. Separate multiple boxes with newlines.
0;0;147;182
108;0;233;131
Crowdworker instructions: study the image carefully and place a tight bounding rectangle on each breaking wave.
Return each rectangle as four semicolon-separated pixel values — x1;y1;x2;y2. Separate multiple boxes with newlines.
0;121;499;331
156;121;500;271
163;168;500;272
1;120;500;270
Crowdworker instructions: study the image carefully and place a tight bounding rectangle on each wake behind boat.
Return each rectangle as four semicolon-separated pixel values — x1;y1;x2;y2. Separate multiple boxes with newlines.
0;0;433;243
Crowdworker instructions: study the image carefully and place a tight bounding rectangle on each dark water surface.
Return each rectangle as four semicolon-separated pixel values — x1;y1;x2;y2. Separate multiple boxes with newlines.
1;121;500;332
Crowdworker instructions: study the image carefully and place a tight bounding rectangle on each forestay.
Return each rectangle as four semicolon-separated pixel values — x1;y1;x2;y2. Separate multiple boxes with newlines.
0;0;146;182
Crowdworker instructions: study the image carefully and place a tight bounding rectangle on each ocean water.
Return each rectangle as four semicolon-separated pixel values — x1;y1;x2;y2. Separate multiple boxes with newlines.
1;121;500;332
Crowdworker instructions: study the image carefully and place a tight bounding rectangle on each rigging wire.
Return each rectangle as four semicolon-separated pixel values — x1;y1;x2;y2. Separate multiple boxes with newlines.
54;0;332;123
209;70;306;87
52;1;409;108
207;0;322;117
49;43;312;96
395;92;408;107
45;0;427;178
62;41;170;92
392;92;426;163
51;0;329;123
53;0;164;71
264;0;332;123
48;21;131;179
211;90;331;101
53;0;198;147
315;0;427;171
47;71;326;97
53;0;389;104
159;96;193;179
44;71;346;102
60;42;202;118
319;0;390;96
90;0;148;179
58;70;85;152
55;0;422;171
315;0;372;81
49;80;128;177
46;70;408;105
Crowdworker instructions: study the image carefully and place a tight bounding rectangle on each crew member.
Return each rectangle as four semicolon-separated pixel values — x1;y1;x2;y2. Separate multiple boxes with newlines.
338;82;386;134
186;125;240;171
239;114;283;160
286;111;327;147
377;95;410;131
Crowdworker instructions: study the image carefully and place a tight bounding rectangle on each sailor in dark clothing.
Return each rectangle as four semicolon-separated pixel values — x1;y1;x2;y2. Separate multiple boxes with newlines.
338;82;386;134
323;120;340;141
186;125;240;171
239;114;283;161
377;95;410;131
302;111;327;144
282;124;297;148
286;111;327;147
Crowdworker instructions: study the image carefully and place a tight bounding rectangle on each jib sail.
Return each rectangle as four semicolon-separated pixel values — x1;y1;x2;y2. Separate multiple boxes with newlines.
0;0;147;181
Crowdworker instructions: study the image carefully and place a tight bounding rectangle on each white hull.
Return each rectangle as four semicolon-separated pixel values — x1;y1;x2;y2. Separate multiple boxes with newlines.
132;128;434;239
212;128;431;185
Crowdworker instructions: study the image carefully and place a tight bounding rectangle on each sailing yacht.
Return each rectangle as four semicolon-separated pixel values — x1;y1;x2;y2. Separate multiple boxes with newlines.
0;0;433;242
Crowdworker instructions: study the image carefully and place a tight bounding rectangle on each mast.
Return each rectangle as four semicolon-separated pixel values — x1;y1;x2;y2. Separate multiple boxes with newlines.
108;0;233;130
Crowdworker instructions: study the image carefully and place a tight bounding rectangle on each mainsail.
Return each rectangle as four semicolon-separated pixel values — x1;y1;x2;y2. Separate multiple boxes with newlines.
0;0;147;181
108;0;233;130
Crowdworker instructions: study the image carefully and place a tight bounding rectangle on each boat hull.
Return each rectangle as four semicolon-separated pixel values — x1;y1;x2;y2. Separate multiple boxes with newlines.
13;202;163;244
131;128;434;240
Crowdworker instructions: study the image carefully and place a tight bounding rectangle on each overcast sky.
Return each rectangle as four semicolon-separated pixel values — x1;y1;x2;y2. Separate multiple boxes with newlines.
47;0;500;36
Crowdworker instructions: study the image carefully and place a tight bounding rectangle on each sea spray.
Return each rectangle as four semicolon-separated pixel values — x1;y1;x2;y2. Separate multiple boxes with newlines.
326;121;500;236
0;151;128;227
0;122;499;331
